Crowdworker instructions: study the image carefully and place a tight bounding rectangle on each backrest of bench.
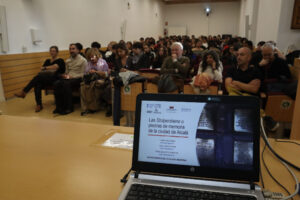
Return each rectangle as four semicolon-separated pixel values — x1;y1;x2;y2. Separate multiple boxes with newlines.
0;50;69;99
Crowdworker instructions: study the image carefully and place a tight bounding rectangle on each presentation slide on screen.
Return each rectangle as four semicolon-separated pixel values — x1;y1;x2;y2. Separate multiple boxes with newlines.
137;100;255;169
138;101;204;166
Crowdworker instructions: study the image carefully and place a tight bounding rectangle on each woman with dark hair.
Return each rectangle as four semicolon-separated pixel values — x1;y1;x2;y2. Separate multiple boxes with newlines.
113;43;129;73
153;46;168;68
126;41;133;54
14;46;65;112
75;42;85;58
112;43;129;126
192;50;223;94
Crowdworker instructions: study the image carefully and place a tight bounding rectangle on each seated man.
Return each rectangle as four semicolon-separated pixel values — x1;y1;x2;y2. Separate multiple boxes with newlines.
142;44;155;68
250;41;265;67
225;47;279;131
160;42;190;93
225;47;261;96
53;43;87;115
126;42;147;71
259;43;291;92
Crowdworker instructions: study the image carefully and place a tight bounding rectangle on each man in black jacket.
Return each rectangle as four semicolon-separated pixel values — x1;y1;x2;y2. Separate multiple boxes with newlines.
126;42;147;70
259;43;291;92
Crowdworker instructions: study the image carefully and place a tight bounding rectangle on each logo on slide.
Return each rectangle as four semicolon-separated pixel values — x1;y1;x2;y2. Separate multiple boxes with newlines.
166;106;177;113
146;104;161;114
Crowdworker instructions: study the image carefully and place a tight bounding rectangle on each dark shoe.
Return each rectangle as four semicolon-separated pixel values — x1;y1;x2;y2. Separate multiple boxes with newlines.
263;116;280;132
88;110;96;114
53;109;60;114
35;105;43;112
81;111;88;116
14;91;26;98
105;110;112;117
60;109;73;115
120;111;124;118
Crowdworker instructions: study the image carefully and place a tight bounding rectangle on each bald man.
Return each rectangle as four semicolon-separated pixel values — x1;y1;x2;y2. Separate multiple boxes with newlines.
160;42;190;79
225;47;262;95
259;43;291;81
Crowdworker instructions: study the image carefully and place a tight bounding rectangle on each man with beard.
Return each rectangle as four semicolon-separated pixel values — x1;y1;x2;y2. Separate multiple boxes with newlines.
53;43;87;115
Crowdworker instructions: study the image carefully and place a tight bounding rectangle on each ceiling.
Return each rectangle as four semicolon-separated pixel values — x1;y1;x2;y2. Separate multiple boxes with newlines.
162;0;240;4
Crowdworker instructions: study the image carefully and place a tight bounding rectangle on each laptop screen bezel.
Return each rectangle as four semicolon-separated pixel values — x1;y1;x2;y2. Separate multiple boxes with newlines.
132;94;260;182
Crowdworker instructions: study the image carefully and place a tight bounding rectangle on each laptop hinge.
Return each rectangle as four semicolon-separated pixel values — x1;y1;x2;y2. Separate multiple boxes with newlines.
134;170;140;179
250;181;255;190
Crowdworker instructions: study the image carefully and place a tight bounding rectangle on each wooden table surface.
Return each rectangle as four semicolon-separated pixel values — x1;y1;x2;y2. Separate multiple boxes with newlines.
0;115;299;200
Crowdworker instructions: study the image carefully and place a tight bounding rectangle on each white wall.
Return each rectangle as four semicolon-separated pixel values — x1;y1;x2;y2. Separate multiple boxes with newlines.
255;0;282;44
276;0;300;53
0;0;164;54
239;0;253;37
164;2;240;37
238;0;259;42
0;0;43;54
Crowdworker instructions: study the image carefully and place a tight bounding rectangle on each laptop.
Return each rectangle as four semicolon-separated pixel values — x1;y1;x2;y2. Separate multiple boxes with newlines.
118;94;264;200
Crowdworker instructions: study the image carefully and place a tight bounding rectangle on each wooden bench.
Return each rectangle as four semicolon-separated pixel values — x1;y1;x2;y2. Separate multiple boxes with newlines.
138;68;160;79
265;94;295;122
291;58;300;139
0;47;109;100
120;82;144;112
263;58;300;123
0;50;70;99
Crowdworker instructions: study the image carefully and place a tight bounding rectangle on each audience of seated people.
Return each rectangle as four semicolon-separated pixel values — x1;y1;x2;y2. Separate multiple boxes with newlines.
160;42;190;93
153;46;168;68
225;47;262;96
53;43;87;115
126;41;133;55
105;43;118;65
127;42;148;70
192;50;223;94
91;41;105;58
250;41;265;67
75;42;85;58
14;34;298;131
258;43;291;93
142;44;155;68
105;41;117;59
224;47;279;131
113;43;129;74
14;46;65;112
80;48;111;116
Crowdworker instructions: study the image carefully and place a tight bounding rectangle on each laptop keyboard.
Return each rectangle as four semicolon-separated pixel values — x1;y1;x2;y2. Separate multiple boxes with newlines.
125;184;257;200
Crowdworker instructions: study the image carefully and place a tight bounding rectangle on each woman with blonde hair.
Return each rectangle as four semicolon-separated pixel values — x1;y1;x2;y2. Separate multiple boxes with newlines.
80;48;111;116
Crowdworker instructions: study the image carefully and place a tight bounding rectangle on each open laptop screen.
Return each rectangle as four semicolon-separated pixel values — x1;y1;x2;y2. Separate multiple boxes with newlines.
133;94;260;182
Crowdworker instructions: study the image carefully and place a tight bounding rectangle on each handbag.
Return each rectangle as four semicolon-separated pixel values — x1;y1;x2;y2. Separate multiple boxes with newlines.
83;73;101;85
193;74;202;87
157;74;177;93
